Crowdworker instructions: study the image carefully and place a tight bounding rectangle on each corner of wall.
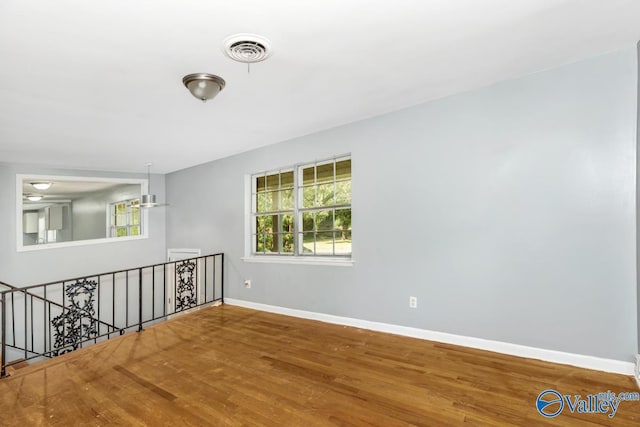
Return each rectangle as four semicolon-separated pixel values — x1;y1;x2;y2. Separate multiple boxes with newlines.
636;40;640;355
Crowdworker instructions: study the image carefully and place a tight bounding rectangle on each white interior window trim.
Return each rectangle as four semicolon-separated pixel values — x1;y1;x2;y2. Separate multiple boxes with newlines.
242;154;353;267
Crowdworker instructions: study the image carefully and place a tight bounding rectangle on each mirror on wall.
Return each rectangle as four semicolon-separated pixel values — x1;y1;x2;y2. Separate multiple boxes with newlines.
17;175;148;251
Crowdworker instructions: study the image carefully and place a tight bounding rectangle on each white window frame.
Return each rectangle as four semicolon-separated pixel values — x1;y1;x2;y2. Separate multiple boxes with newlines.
242;155;353;267
16;174;149;252
109;198;142;238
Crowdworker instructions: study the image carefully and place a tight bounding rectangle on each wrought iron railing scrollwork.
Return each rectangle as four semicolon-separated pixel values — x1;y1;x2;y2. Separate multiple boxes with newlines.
51;278;99;356
175;259;197;311
1;253;224;377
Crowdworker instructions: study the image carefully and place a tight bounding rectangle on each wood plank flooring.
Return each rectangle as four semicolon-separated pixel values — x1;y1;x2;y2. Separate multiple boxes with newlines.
0;305;638;426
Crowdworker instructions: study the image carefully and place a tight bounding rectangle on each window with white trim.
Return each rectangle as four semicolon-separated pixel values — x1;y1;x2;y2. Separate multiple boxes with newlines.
109;199;141;238
251;155;351;257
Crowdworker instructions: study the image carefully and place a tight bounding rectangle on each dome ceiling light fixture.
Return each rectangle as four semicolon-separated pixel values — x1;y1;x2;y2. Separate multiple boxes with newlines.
223;33;273;73
182;73;226;102
25;194;43;202
31;181;52;190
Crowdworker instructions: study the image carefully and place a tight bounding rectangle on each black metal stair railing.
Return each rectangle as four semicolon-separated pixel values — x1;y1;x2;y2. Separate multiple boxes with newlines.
1;280;122;343
1;253;224;378
0;282;11;373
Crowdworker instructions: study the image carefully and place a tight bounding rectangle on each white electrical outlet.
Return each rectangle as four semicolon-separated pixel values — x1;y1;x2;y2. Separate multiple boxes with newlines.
243;279;251;289
409;296;417;308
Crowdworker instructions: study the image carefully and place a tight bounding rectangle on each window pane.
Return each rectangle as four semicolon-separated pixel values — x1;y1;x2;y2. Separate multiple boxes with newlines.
258;192;278;212
335;208;351;233
271;216;279;237
130;225;140;236
316;230;334;241
281;189;294;210
281;171;294;189
301;232;315;254
116;213;126;226
316;183;334;207
270;191;281;211
316;210;334;231
302;166;314;186
257;193;267;212
256;215;275;234
116;227;127;237
262;233;275;252
266;173;280;191
336;181;351;205
334;231;352;255
316;162;334;183
114;203;125;226
302;185;315;208
282;233;294;253
336;159;351;180
315;231;334;255
302;212;314;232
256;176;266;193
131;207;140;225
280;214;294;233
256;234;266;253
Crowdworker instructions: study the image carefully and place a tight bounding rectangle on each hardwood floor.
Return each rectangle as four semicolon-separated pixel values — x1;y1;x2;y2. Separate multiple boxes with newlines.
0;305;638;426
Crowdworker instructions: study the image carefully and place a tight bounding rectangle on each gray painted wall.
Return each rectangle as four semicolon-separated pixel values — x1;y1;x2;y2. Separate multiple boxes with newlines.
166;48;638;362
72;192;109;241
72;183;140;241
0;164;167;286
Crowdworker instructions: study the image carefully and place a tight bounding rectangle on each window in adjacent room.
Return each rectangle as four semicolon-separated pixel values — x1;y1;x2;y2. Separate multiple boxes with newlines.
251;155;351;257
110;199;141;238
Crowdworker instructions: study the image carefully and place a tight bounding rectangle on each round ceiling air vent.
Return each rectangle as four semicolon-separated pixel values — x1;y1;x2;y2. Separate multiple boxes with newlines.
223;33;272;63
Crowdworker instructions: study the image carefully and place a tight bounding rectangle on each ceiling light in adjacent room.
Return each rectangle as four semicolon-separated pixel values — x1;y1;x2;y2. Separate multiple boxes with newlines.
31;182;52;190
26;194;43;202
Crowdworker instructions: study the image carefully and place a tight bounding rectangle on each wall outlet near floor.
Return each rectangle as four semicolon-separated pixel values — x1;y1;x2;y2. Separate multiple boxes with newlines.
409;296;417;308
243;279;251;289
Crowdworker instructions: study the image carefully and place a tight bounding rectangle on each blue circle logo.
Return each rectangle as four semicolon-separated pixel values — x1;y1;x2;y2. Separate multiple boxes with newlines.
536;389;564;417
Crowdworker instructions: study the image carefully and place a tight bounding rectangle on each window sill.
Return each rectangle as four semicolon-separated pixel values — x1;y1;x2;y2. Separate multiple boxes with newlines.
241;256;354;267
17;235;148;252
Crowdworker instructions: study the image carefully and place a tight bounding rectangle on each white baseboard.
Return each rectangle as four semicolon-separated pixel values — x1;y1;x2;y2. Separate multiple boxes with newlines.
224;298;635;376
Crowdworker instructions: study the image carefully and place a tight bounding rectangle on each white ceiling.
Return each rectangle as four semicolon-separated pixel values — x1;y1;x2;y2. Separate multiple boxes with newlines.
1;0;640;174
